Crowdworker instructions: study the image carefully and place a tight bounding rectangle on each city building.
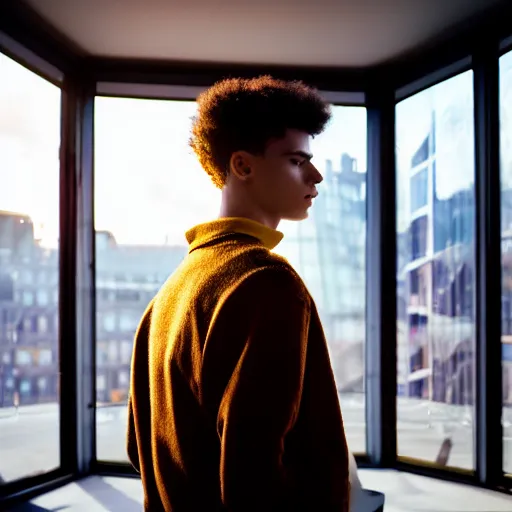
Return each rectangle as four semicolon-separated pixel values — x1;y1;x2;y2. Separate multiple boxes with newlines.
0;211;187;406
95;231;187;403
0;210;59;407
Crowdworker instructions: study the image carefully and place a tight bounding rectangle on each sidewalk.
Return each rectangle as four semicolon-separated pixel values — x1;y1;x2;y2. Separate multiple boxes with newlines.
0;402;58;419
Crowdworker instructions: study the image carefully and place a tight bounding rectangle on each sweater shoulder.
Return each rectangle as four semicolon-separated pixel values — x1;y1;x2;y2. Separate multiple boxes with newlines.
231;247;310;305
236;244;294;273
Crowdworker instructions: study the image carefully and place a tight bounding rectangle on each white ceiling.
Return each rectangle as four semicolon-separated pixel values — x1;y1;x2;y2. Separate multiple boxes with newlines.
25;0;505;67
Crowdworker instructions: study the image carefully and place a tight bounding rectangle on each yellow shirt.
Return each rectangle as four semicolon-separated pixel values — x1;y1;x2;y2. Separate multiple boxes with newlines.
127;217;349;511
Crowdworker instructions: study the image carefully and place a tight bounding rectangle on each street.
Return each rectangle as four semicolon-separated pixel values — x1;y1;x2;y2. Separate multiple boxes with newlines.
1;394;511;484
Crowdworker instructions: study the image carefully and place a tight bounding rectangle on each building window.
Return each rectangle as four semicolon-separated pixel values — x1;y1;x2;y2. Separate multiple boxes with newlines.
97;374;106;392
16;349;32;365
22;291;34;306
20;378;31;396
38;376;48;392
37;315;48;333
410;216;428;261
103;312;116;332
39;349;52;366
411;134;430;168
38;270;46;284
23;317;32;332
119;312;138;332
36;289;49;306
116;289;140;302
22;270;32;285
410;168;429;213
97;342;108;366
118;370;129;388
108;341;119;363
120;340;133;364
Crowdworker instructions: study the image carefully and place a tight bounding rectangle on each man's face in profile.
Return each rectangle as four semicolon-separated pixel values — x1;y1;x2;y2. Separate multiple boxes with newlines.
248;129;323;222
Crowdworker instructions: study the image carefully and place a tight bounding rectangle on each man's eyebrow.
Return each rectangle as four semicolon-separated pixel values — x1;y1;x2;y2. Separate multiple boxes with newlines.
284;150;313;160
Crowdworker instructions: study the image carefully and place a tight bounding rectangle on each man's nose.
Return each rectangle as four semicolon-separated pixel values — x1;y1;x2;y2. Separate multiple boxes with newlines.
308;163;323;185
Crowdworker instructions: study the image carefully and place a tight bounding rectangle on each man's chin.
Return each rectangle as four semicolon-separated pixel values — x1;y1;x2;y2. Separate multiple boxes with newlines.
283;210;309;222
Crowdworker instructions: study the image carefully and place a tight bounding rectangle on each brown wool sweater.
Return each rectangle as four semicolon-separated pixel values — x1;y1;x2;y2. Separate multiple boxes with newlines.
127;217;350;511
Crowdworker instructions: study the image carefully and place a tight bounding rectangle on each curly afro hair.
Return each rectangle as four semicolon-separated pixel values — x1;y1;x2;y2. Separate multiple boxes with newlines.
189;75;331;188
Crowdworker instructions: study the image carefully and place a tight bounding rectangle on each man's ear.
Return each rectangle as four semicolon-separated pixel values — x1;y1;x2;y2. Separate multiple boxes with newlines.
229;151;253;180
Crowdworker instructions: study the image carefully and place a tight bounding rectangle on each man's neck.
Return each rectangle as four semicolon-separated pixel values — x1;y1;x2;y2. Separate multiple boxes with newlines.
219;196;280;231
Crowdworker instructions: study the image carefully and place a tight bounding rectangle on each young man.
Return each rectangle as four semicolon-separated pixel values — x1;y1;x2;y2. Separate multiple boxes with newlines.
127;76;350;511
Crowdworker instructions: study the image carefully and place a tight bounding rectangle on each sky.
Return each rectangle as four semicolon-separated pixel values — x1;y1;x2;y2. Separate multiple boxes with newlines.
1;50;512;247
0;53;61;245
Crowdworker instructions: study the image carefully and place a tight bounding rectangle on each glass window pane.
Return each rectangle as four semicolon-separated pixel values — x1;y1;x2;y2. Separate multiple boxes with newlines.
500;49;512;476
0;53;61;481
396;71;476;470
94;97;219;461
275;106;367;453
95;98;366;461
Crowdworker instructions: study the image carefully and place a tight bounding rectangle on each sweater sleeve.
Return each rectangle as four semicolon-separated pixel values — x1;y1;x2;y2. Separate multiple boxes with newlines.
216;267;311;511
126;300;154;475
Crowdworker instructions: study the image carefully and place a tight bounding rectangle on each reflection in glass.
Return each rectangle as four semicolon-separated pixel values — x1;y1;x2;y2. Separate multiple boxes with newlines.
396;71;476;469
0;53;61;482
94;98;367;460
500;49;512;476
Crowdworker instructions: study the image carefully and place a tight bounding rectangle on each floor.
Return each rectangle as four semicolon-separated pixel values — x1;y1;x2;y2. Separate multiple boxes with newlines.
7;470;512;512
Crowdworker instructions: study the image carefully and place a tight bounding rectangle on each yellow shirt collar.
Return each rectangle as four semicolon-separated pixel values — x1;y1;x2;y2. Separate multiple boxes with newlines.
186;217;284;252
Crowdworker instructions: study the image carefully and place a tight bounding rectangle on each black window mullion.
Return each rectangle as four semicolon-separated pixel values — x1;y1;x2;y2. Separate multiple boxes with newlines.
365;80;397;466
473;38;503;487
59;75;96;476
59;77;79;475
